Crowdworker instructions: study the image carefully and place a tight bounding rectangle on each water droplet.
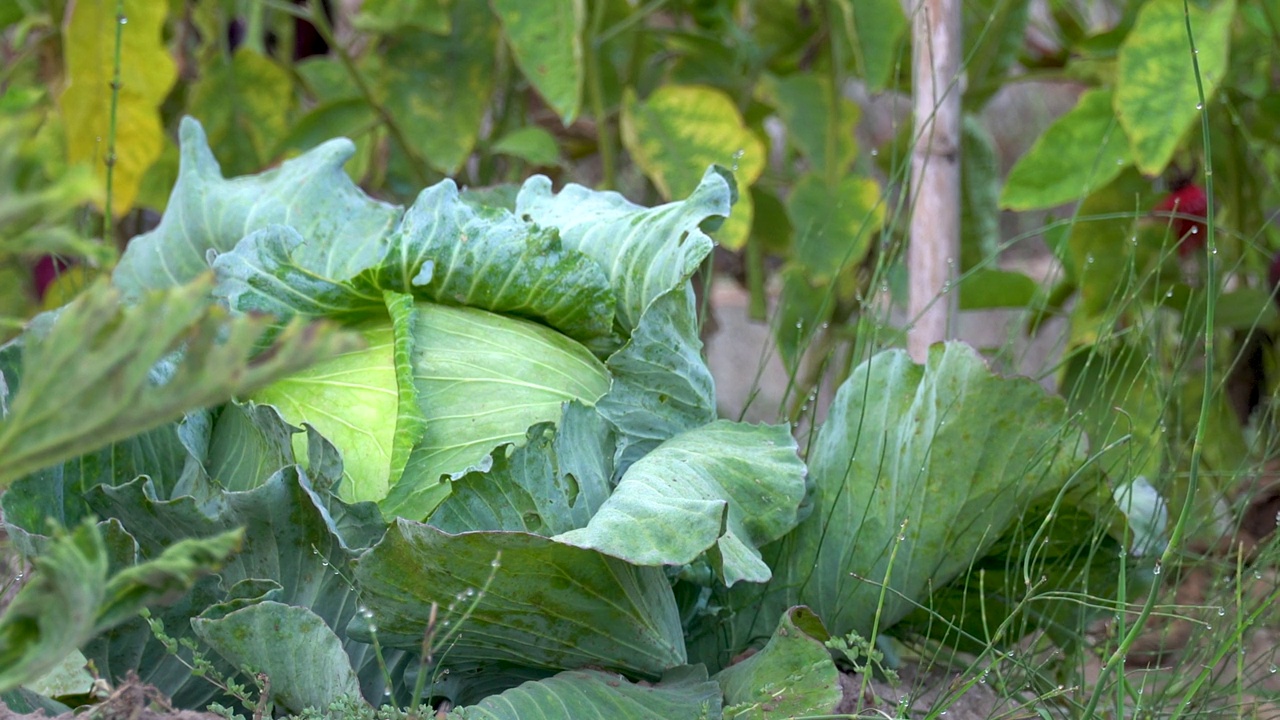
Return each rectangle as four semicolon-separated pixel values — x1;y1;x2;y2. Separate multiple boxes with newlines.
1254;570;1263;580
383;688;392;698
1195;102;1203;110
1153;562;1162;575
945;257;955;266
119;15;127;24
321;559;330;567
1165;289;1174;298
1270;663;1278;674
870;148;879;157
367;623;378;633
1217;607;1226;616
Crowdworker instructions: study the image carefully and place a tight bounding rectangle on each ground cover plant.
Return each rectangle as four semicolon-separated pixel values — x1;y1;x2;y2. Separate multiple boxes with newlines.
2;0;1280;718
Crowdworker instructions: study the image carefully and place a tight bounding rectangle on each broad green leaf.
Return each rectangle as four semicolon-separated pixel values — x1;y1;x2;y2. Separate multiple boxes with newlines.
206;403;299;493
491;126;561;166
188;48;294;176
354;0;451;33
787;172;884;281
837;0;908;92
213;181;617;350
192;603;362;715
355;180;616;346
516;168;730;337
58;0;176;216
1061;343;1163;483
962;0;1032;105
492;0;585;123
381;0;496;175
555;421;806;587
275;98;378;160
958;268;1038;310
1115;0;1235;174
114;117;401;297
716;608;840;719
382;303;610;520
0;277;359;488
429;403;614;535
760;73;859;179
773;264;835;373
352;520;686;676
449;666;723;720
84;467;396;703
1001;89;1132;210
620;85;765;249
597;286;716;469
720;343;1086;644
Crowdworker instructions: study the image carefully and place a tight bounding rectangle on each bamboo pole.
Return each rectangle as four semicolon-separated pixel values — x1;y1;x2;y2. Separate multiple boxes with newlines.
906;0;961;362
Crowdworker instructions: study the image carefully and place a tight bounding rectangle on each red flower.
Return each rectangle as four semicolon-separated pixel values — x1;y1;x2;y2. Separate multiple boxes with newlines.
1155;183;1209;257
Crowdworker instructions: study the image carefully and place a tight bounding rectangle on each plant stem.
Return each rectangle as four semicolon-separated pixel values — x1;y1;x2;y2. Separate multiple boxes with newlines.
103;0;124;241
586;0;616;190
1079;4;1218;716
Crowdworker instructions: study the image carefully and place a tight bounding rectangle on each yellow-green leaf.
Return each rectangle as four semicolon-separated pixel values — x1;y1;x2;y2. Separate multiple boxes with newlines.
1115;0;1235;175
621;85;766;250
786;173;884;281
188;48;294;176
492;0;585;123
59;0;176;217
1001;88;1132;210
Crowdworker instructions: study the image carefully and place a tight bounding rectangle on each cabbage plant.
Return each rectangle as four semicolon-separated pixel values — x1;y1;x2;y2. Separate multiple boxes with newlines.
0;119;1158;718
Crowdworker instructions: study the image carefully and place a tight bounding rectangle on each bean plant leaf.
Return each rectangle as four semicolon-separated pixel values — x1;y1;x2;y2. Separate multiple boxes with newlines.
381;0;497;175
354;0;451;33
620;85;765;249
1001;89;1132;210
715;607;841;719
58;0;176;216
187;48;294;176
192;602;362;715
720;343;1086;644
352;520;686;677
112;117;401;298
554;420;807;588
449;666;723;720
837;0;908;92
1115;0;1235;175
492;0;584;123
0;277;359;488
760;73;859;179
787;172;884;282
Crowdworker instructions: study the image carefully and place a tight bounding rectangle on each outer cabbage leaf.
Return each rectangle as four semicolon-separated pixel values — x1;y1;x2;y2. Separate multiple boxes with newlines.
381;303;611;520
113;117;401;297
449;666;723;720
192;602;362;715
76;463;398;706
597;286;716;469
554;421;806;587
712;343;1086;651
715;607;840;719
428;402;614;535
515;167;729;336
213;181;616;348
351;520;685;678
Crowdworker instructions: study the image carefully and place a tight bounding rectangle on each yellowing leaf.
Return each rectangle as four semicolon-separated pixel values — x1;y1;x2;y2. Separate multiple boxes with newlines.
188;49;294;176
621;85;766;250
59;0;176;217
1115;0;1235;174
492;0;585;123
